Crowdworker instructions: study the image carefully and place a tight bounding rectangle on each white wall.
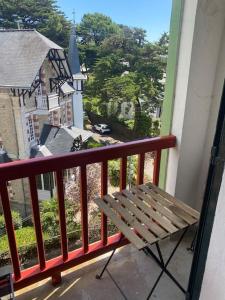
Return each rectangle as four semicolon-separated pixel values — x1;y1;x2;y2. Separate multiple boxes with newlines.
200;168;225;300
73;89;84;129
166;0;225;210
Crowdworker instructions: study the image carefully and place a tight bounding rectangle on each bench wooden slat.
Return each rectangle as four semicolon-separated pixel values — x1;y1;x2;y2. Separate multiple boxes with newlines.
131;187;187;229
146;182;200;219
94;198;146;250
139;185;196;225
168;206;197;225
122;190;177;234
113;192;167;239
104;195;158;244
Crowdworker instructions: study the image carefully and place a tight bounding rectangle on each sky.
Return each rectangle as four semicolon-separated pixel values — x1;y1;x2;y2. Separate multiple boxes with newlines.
56;0;172;42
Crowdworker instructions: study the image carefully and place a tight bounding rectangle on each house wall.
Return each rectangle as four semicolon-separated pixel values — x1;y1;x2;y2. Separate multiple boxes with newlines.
0;92;20;159
165;0;225;210
200;168;225;300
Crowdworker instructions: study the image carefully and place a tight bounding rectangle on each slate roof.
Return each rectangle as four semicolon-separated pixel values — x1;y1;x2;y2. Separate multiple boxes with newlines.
68;25;81;75
60;82;75;95
0;29;63;89
31;124;93;157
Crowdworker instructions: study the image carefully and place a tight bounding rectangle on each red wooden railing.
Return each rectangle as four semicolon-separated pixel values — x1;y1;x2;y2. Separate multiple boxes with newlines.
0;135;176;290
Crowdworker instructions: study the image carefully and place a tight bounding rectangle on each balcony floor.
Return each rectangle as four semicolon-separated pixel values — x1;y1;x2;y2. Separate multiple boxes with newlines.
15;231;195;300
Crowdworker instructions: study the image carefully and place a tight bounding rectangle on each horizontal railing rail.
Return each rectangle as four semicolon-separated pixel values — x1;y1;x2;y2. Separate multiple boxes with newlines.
0;135;176;290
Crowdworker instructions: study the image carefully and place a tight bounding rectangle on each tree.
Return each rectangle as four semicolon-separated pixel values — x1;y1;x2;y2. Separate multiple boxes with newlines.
102;72;158;134
65;164;101;209
0;0;71;47
77;13;119;46
157;32;169;56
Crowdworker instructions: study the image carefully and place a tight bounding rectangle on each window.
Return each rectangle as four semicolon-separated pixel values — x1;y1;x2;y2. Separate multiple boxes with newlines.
26;116;35;143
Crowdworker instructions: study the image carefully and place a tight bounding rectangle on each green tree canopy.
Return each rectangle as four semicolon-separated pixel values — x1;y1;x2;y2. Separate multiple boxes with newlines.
0;0;70;47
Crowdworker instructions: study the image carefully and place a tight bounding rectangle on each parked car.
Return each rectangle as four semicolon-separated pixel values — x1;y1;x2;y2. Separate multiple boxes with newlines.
93;124;111;134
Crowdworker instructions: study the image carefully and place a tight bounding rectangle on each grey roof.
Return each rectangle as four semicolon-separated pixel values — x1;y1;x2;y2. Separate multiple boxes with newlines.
68;25;81;75
31;124;93;157
0;29;63;88
60;82;75;95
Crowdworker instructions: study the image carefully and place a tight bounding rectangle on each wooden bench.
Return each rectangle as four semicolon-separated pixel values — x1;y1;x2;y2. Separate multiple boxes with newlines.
94;183;199;299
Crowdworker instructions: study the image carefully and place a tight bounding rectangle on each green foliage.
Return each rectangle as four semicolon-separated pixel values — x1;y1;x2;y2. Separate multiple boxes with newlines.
135;113;152;137
0;227;49;253
108;157;137;187
77;13;119;46
123;119;135;130
79;14;168;129
87;138;104;149
152;120;160;137
0;0;70;47
40;198;78;236
0;211;22;230
108;160;120;187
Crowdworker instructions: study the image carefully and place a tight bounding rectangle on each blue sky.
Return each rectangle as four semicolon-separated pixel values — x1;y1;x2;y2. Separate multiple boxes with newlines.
56;0;172;42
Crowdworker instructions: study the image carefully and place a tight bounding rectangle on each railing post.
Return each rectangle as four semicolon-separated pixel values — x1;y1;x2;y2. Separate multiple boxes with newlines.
56;170;68;261
120;157;127;191
137;153;145;185
0;181;21;281
101;161;108;246
80;165;89;253
52;272;62;286
29;176;46;270
153;150;162;186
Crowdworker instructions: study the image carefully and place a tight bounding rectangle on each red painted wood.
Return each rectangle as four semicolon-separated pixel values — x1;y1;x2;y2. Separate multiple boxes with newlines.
14;233;128;291
56;170;68;261
120;157;127;191
137;153;145;185
29;176;46;270
101;161;108;246
0;181;21;280
51;272;62;286
80;166;89;253
0;135;176;291
0;136;176;181
153;150;162;186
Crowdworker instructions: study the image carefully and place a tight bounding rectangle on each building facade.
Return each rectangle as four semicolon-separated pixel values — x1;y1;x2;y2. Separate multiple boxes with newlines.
0;29;88;215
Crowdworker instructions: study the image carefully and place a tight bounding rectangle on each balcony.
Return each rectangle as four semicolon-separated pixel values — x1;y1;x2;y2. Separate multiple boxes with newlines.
15;234;193;299
36;93;60;112
0;135;195;300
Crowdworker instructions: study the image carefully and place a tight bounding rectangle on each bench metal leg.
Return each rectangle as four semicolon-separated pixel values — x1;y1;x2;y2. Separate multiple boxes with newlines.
96;235;123;280
95;235;128;299
144;228;188;299
96;247;117;280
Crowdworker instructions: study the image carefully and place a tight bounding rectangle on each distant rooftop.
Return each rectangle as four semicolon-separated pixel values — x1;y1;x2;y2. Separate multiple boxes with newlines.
31;124;93;158
0;29;63;89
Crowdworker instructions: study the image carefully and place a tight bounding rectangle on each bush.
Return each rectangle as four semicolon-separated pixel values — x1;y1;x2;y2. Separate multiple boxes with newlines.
40;198;79;236
0;227;49;254
0;211;22;230
108;157;137;187
87;137;104;149
108;160;120;187
124;119;135;130
41;211;59;236
135;113;152;137
151;120;160;137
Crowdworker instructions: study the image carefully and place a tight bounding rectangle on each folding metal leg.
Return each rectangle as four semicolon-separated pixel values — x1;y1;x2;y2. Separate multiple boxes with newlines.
96;235;123;280
144;228;188;300
96;247;117;280
187;227;198;252
96;235;128;299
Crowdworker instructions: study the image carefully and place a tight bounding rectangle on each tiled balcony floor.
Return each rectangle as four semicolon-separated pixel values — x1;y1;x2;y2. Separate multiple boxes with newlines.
15;231;195;300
